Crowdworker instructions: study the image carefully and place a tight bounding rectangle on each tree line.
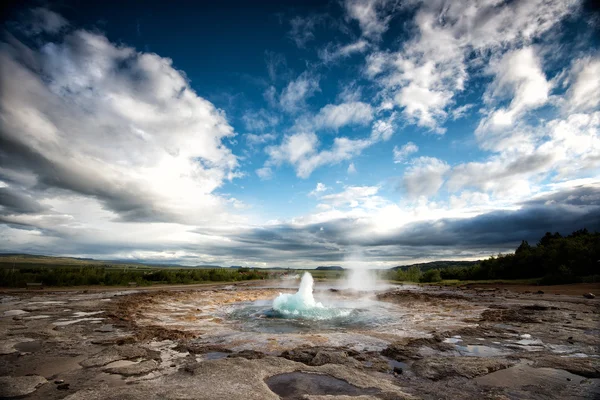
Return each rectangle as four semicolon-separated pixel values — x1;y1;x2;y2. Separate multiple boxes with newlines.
0;266;268;287
391;229;600;284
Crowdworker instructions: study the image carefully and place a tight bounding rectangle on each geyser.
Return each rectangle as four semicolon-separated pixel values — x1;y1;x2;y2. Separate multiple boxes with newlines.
273;272;324;314
271;272;351;320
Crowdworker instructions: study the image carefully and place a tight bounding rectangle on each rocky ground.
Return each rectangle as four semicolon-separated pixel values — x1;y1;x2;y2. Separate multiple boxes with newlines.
0;281;598;399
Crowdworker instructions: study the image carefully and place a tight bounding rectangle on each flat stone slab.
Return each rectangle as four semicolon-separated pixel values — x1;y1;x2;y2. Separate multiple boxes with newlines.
103;360;159;376
80;345;159;367
0;375;47;398
412;356;514;380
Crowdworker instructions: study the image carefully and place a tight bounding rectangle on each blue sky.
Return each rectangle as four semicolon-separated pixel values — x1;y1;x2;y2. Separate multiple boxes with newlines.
0;0;599;267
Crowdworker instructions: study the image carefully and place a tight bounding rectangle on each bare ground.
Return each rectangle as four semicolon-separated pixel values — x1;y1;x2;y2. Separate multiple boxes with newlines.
0;281;598;399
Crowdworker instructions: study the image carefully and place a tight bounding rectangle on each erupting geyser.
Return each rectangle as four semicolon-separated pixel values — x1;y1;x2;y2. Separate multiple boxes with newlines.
273;272;324;314
271;272;351;320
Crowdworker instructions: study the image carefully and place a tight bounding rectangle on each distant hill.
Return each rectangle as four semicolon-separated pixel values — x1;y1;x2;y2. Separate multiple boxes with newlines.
316;266;344;270
0;253;222;269
392;260;479;272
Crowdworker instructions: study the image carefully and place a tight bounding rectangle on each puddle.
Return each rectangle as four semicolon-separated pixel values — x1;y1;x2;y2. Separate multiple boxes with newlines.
384;357;409;373
15;340;42;353
265;372;380;399
455;345;511;357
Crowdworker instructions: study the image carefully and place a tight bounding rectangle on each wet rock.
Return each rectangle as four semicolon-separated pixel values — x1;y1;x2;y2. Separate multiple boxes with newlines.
54;379;65;384
174;343;233;355
103;360;159;376
80;345;160;368
279;347;364;368
381;336;454;361
412;356;514;380
528;355;600;378
228;350;266;360
0;375;47;398
480;306;541;323
311;351;351;366
583;293;595;299
280;348;318;365
90;335;136;345
94;324;114;332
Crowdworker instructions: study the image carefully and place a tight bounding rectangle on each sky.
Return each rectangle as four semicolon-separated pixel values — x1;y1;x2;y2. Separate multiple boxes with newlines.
0;0;599;268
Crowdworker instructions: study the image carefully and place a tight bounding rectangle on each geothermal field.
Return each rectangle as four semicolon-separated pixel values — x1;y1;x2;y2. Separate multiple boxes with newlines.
0;273;599;399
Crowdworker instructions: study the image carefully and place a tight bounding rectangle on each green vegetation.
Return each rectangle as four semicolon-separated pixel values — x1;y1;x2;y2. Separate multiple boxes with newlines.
0;258;268;288
392;229;600;284
391;260;478;272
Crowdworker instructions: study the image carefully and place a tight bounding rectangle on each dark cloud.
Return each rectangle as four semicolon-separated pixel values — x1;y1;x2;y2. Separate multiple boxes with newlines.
0;187;48;214
201;186;600;264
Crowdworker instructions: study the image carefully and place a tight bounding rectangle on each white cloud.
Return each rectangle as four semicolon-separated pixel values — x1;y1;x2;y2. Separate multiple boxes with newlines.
448;112;600;198
288;15;323;48
265;133;371;178
256;167;274;180
242;109;279;132
319;40;370;63
313;102;374;130
319;185;382;208
364;0;578;132
564;56;600;112
21;8;68;35
370;112;396;141
347;162;357;174
480;47;551;131
309;182;328;196
393;142;419;163
245;133;277;147
0;28;239;225
279;72;320;113
344;0;396;40
402;157;450;198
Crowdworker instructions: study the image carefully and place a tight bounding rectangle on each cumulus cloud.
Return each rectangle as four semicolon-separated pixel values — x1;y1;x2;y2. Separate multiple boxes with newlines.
479;47;551;132
319;185;382;208
393;142;419;163
564;56;600;112
242;109;279;132
19;7;68;35
0;25;240;225
370;112;396;141
265;132;371;178
313;102;374;130
343;0;397;40
401;157;450;198
279;72;320;113
256;167;274;180
245;133;278;149
364;0;578;132
309;182;328;196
